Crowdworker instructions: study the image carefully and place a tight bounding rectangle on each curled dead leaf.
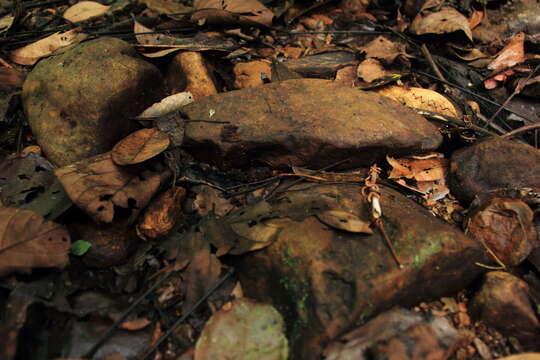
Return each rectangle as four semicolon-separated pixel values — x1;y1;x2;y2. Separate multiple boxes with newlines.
55;152;169;223
63;1;111;23
0;208;70;276
137;186;186;239
112;128;170;166
10;29;88;66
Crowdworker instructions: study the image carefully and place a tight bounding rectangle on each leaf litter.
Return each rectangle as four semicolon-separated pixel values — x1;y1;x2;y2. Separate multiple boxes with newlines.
1;0;540;358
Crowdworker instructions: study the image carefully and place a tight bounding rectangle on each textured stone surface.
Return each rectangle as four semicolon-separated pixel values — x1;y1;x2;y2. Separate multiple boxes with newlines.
450;137;540;204
181;78;442;169
471;271;540;351
22;37;165;166
235;183;485;357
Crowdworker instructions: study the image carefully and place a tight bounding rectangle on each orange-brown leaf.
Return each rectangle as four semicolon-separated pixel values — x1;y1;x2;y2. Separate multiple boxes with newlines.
112;128;170;166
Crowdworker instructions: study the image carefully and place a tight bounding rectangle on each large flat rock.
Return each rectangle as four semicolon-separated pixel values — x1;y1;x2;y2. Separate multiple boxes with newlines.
230;184;486;357
181;79;442;169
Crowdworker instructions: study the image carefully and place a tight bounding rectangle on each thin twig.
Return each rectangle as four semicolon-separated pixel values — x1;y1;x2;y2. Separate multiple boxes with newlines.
500;122;540;139
139;268;234;360
83;271;176;359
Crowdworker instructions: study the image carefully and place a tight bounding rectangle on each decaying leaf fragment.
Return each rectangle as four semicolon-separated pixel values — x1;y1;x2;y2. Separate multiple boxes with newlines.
10;29;87;66
0;208;70;276
63;1;111;23
112;128;170;166
358;36;409;64
375;85;460;118
55;152;169;223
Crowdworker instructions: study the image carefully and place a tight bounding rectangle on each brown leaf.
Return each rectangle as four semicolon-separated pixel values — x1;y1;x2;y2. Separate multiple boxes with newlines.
192;0;273;27
356;58;388;83
10;29;87;66
316;210;373;234
488;32;525;73
0;208;70;276
54;152;168;223
63;1;110;23
111;128;170;166
137;186;186;239
411;7;472;41
468;9;484;30
358;36;408;64
182;245;222;314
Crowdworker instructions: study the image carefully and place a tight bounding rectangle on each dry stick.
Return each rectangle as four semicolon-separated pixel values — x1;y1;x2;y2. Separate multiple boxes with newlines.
264;158;352;200
421;44;447;82
500;122;540;139
139;268;234;360
484;63;540;129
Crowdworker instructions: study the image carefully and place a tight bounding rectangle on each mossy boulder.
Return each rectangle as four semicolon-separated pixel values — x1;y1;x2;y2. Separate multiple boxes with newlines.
22;37;166;166
234;184;486;357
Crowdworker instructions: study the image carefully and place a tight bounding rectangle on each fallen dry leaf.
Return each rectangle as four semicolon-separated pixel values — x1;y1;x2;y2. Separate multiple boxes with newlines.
111;128;170;166
411;7;473;41
488;32;525;73
387;155;450;201
55;152;168;223
357;58;388;83
137;92;194;119
63;1;110;23
137;186;186;239
375;85;459;118
316;210;373;234
192;0;273;27
466;197;536;266
0;208;70;276
10;29;87;65
358;36;408;64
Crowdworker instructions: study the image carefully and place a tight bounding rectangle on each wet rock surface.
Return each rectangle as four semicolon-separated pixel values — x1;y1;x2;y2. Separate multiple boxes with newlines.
235;183;486;357
22;37;165;166
181;78;442;169
471;271;540;350
449;137;540;205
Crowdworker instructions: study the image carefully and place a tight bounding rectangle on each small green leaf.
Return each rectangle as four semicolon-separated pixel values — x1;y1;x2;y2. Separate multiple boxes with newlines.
71;240;92;256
